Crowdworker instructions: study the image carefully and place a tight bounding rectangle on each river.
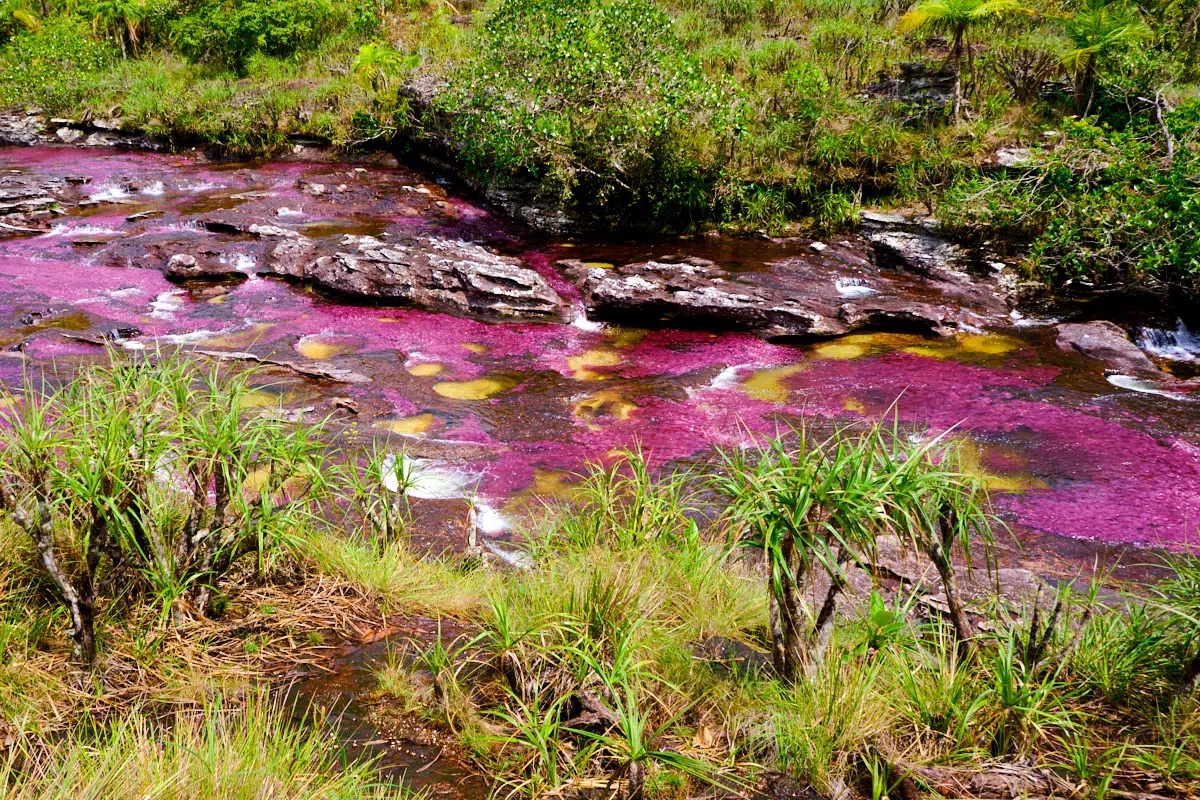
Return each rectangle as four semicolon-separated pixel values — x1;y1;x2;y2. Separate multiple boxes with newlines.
2;144;1200;565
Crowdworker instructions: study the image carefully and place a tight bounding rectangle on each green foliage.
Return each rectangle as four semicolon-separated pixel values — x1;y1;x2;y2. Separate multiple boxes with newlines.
0;18;116;111
0;694;406;799
0;357;331;662
714;421;995;681
171;0;340;72
439;0;733;226
942;112;1200;291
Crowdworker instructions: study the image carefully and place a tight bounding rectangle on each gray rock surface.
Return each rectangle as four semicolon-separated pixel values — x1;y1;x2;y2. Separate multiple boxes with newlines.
269;233;567;321
1056;321;1160;374
0;172;71;235
867;229;971;282
560;254;981;339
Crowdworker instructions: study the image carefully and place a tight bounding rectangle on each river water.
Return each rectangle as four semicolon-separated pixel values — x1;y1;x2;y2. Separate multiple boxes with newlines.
2;145;1200;565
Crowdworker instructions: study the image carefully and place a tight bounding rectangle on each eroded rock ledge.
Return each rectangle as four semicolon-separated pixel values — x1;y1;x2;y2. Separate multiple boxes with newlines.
558;251;1004;340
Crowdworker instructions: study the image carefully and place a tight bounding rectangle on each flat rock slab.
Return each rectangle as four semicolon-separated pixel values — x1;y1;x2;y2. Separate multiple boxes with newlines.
294;234;566;321
559;251;998;340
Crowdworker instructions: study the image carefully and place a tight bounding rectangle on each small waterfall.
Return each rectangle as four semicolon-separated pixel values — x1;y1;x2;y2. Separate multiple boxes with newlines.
1138;319;1200;362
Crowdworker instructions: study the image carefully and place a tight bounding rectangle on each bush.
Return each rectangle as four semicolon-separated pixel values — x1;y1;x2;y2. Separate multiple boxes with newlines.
438;0;735;227
0;19;116;111
172;0;340;72
0;358;331;663
941;112;1200;292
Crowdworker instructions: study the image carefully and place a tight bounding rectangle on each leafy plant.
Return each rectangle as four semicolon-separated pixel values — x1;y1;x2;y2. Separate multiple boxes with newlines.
0;357;329;663
898;0;1027;119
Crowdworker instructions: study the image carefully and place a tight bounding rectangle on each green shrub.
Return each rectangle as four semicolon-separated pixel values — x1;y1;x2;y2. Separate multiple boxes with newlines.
0;19;116;110
438;0;735;227
941;112;1200;292
172;0;340;72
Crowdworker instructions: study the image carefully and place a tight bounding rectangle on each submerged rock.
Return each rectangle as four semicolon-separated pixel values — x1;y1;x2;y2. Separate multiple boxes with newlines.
270;233;567;321
560;254;979;340
1055;321;1160;375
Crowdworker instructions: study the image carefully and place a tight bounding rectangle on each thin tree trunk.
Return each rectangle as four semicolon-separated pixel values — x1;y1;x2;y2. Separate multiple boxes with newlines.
1176;650;1200;699
769;536;808;684
24;498;95;662
626;760;644;800
810;545;850;670
929;515;975;663
951;27;965;122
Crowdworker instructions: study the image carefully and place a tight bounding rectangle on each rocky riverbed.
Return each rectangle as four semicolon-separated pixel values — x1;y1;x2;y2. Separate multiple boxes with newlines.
1;145;1199;563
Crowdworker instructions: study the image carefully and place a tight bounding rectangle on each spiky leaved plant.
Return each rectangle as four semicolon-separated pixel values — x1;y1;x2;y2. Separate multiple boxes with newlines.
0;355;330;664
715;420;998;683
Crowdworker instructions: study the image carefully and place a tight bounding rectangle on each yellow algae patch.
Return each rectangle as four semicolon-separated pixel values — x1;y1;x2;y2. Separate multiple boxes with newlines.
572;390;638;428
296;336;356;359
376;413;437;435
957;441;1048;493
433;375;517;400
813;332;930;361
461;342;488;354
958;333;1023;356
241;389;282;409
841;397;867;414
813;342;868;360
524;468;582;500
203;323;276;349
583;261;614;269
407;362;445;377
207;293;229;304
902;344;946;358
243;467;271;496
742;364;805;403
606;328;648;348
377;316;405;323
902;333;1024;361
567;349;622;380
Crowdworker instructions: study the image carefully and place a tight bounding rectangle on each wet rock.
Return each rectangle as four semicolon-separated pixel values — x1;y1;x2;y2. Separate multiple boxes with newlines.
269;237;317;279
249;223;301;239
0;111;46;146
867;229;970;282
269;234;567;321
562;255;970;339
0;172;72;235
164;252;247;282
1056;321;1160;375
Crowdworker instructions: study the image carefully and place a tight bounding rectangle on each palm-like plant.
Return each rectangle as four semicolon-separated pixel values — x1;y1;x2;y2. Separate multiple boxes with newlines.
91;0;145;58
716;421;997;683
1062;0;1152;115
351;42;406;92
898;0;1027;120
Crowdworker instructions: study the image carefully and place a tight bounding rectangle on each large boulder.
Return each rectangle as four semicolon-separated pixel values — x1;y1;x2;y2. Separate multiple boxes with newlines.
560;254;979;340
1056;321;1159;374
269;233;567;321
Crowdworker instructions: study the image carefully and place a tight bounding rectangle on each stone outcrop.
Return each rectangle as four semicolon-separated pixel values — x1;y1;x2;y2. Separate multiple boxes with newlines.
1056;321;1160;374
559;254;986;340
867;229;971;282
864;62;957;118
0;172;72;235
267;233;567;321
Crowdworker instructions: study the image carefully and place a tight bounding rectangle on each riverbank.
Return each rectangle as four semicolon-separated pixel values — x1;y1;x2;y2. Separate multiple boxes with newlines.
2;0;1197;293
2;136;1200;797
